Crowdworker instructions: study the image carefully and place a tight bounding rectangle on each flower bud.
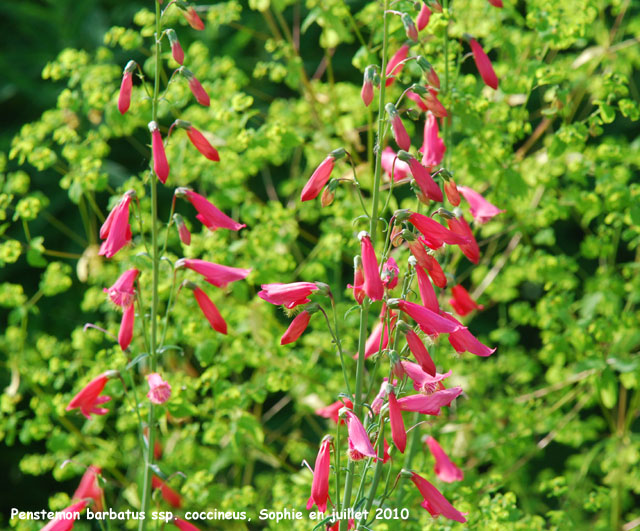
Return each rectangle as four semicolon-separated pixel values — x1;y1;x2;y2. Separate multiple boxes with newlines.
321;179;338;207
182;6;205;31
386;103;411;151
167;29;184;65
416;3;431;31
466;35;499;90
118;60;137;115
416;57;440;89
173;213;190;245
148;121;169;184
402;13;419;42
179;67;210;106
444;179;460;206
361;66;376;107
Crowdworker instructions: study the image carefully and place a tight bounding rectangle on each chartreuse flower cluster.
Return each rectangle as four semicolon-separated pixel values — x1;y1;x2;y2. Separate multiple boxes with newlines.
259;0;504;529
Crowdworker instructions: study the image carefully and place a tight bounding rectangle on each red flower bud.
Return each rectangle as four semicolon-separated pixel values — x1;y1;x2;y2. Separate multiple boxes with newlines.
281;310;311;345
385;44;409;86
183;6;205;31
192;285;227;334
417;3;431;31
444;178;461;206
149;121;169;184
167;29;185;65
469;38;499;90
186;126;220;161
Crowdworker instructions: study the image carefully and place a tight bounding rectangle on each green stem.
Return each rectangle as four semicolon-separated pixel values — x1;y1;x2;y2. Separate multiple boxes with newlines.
357;414;386;528
442;0;451;168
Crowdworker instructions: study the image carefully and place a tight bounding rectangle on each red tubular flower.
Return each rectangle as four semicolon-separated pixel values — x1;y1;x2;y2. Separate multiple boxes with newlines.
371;378;390;414
149;121;169;184
281;310;311;345
40;500;88;531
386;104;411;151
449;285;484;316
407;90;428;112
186;127;220;161
188;76;210;107
444;178;461;206
173;518;200;531
446;215;480;264
407;240;446;288
405;329;436;376
152;477;182;508
417;3;431;31
99;193;133;258
147;373;171;404
385;44;409;86
420;113;446;170
348;258;365;304
192;286;227;334
327;519;355;531
361;79;373;107
457;185;505;224
167;30;184;65
359;232;384;301
118;303;135;351
316;398;353;423
178;188;244;231
381;257;399;289
104;268;139;307
388;391;406;453
72;466;103;511
401;361;451;394
409;212;470;249
360;310;398;359
425;436;464;482
423;88;448;118
441;311;496;356
66;373;113;419
469;38;499;90
381;147;410;182
118;61;136;115
414;264;439;313
397;386;463;414
406;157;443;202
258;282;319;309
409;471;467;522
174;213;191;245
183;6;205;30
397;300;462;336
402;13;418;42
487;0;503;6
306;437;332;513
301;155;335;202
177;258;251;288
344;410;377;459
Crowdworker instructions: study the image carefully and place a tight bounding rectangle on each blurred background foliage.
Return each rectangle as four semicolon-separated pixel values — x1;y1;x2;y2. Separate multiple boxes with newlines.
1;0;639;529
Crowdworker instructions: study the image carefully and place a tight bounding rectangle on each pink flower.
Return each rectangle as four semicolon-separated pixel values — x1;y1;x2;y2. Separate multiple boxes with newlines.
178;188;244;231
306;437;332;513
385;44;409;86
441;311;496;356
281;310;311;345
147;373;171;404
414;264;439;313
174;213;191;245
405;329;436;376
186;127;220;161
397;386;463;414
152;476;182;508
425;436;464;482
408;242;447;288
66;373;112;419
359;232;384;301
397;300;462;336
173;518;200;531
40;500;88;531
386;104;411;151
388;391;406;453
420;113;446;170
409;212;470;249
177;258;251;288
360;310;397;359
423;88;448;118
449;285;484;316
192;286;227;334
72;466;103;511
344;410;377;460
149;121;169;184
371;378;390;415
401;361;451;394
361;67;375;107
381;257;399;289
349;259;365;304
167;30;184;65
402;13;418;42
188;76;210;107
104;268;139;307
258;282;318;309
301;156;335;202
457;185;505;223
409;471;467;522
444;178;461;206
118;61;136;115
406;156;443;202
381;147;410;181
118;303;135;351
407;90;428;112
469;38;499;90
99;193;133;258
316;398;353;423
446;215;480;264
417;3;431;31
182;6;205;30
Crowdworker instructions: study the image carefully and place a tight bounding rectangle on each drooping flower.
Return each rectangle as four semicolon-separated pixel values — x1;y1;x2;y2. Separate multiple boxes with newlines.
301;150;343;202
72;466;103;511
424;88;448;118
457;185;505;224
177;188;244;231
417;3;431;31
186;126;220;161
381;147;410;182
306;437;332;513
401;361;451;394
414;264;439;313
409;471;467;522
381;257;399;289
487;0;503;6
404;329;436;376
165;30;184;65
258;282;319;309
174;213;191;245
425;436;464;482
396;299;463;336
104;268;139;307
176;258;251;288
444;177;461;206
118;303;135;351
385;44;409;86
449;285;484;316
409;212;470;249
441;311;496;356
191;285;227;334
66;373;113;419
420;113;446;170
179;67;210;106
388;391;406;453
182;6;205;30
348;257;365;304
399;153;443;202
371;378;390;415
172;518;200;531
446;215;480;264
149;121;169;184
402;13;418;42
344;410;377;460
40;500;88;531
408;242;447;288
99;192;133;258
397;386;463;414
152;476;182;508
469;37;499;90
407;90;428;112
361;66;375;107
281;310;311;345
359;231;384;301
316;398;354;423
360;310;398;359
118;61;136;115
386;103;411;151
417;57;440;89
147;373;171;404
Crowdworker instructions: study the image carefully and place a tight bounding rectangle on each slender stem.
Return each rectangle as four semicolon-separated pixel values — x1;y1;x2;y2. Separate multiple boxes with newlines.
319;305;352;398
138;2;162;529
442;0;451;168
357;414;386;528
335;422;342;516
